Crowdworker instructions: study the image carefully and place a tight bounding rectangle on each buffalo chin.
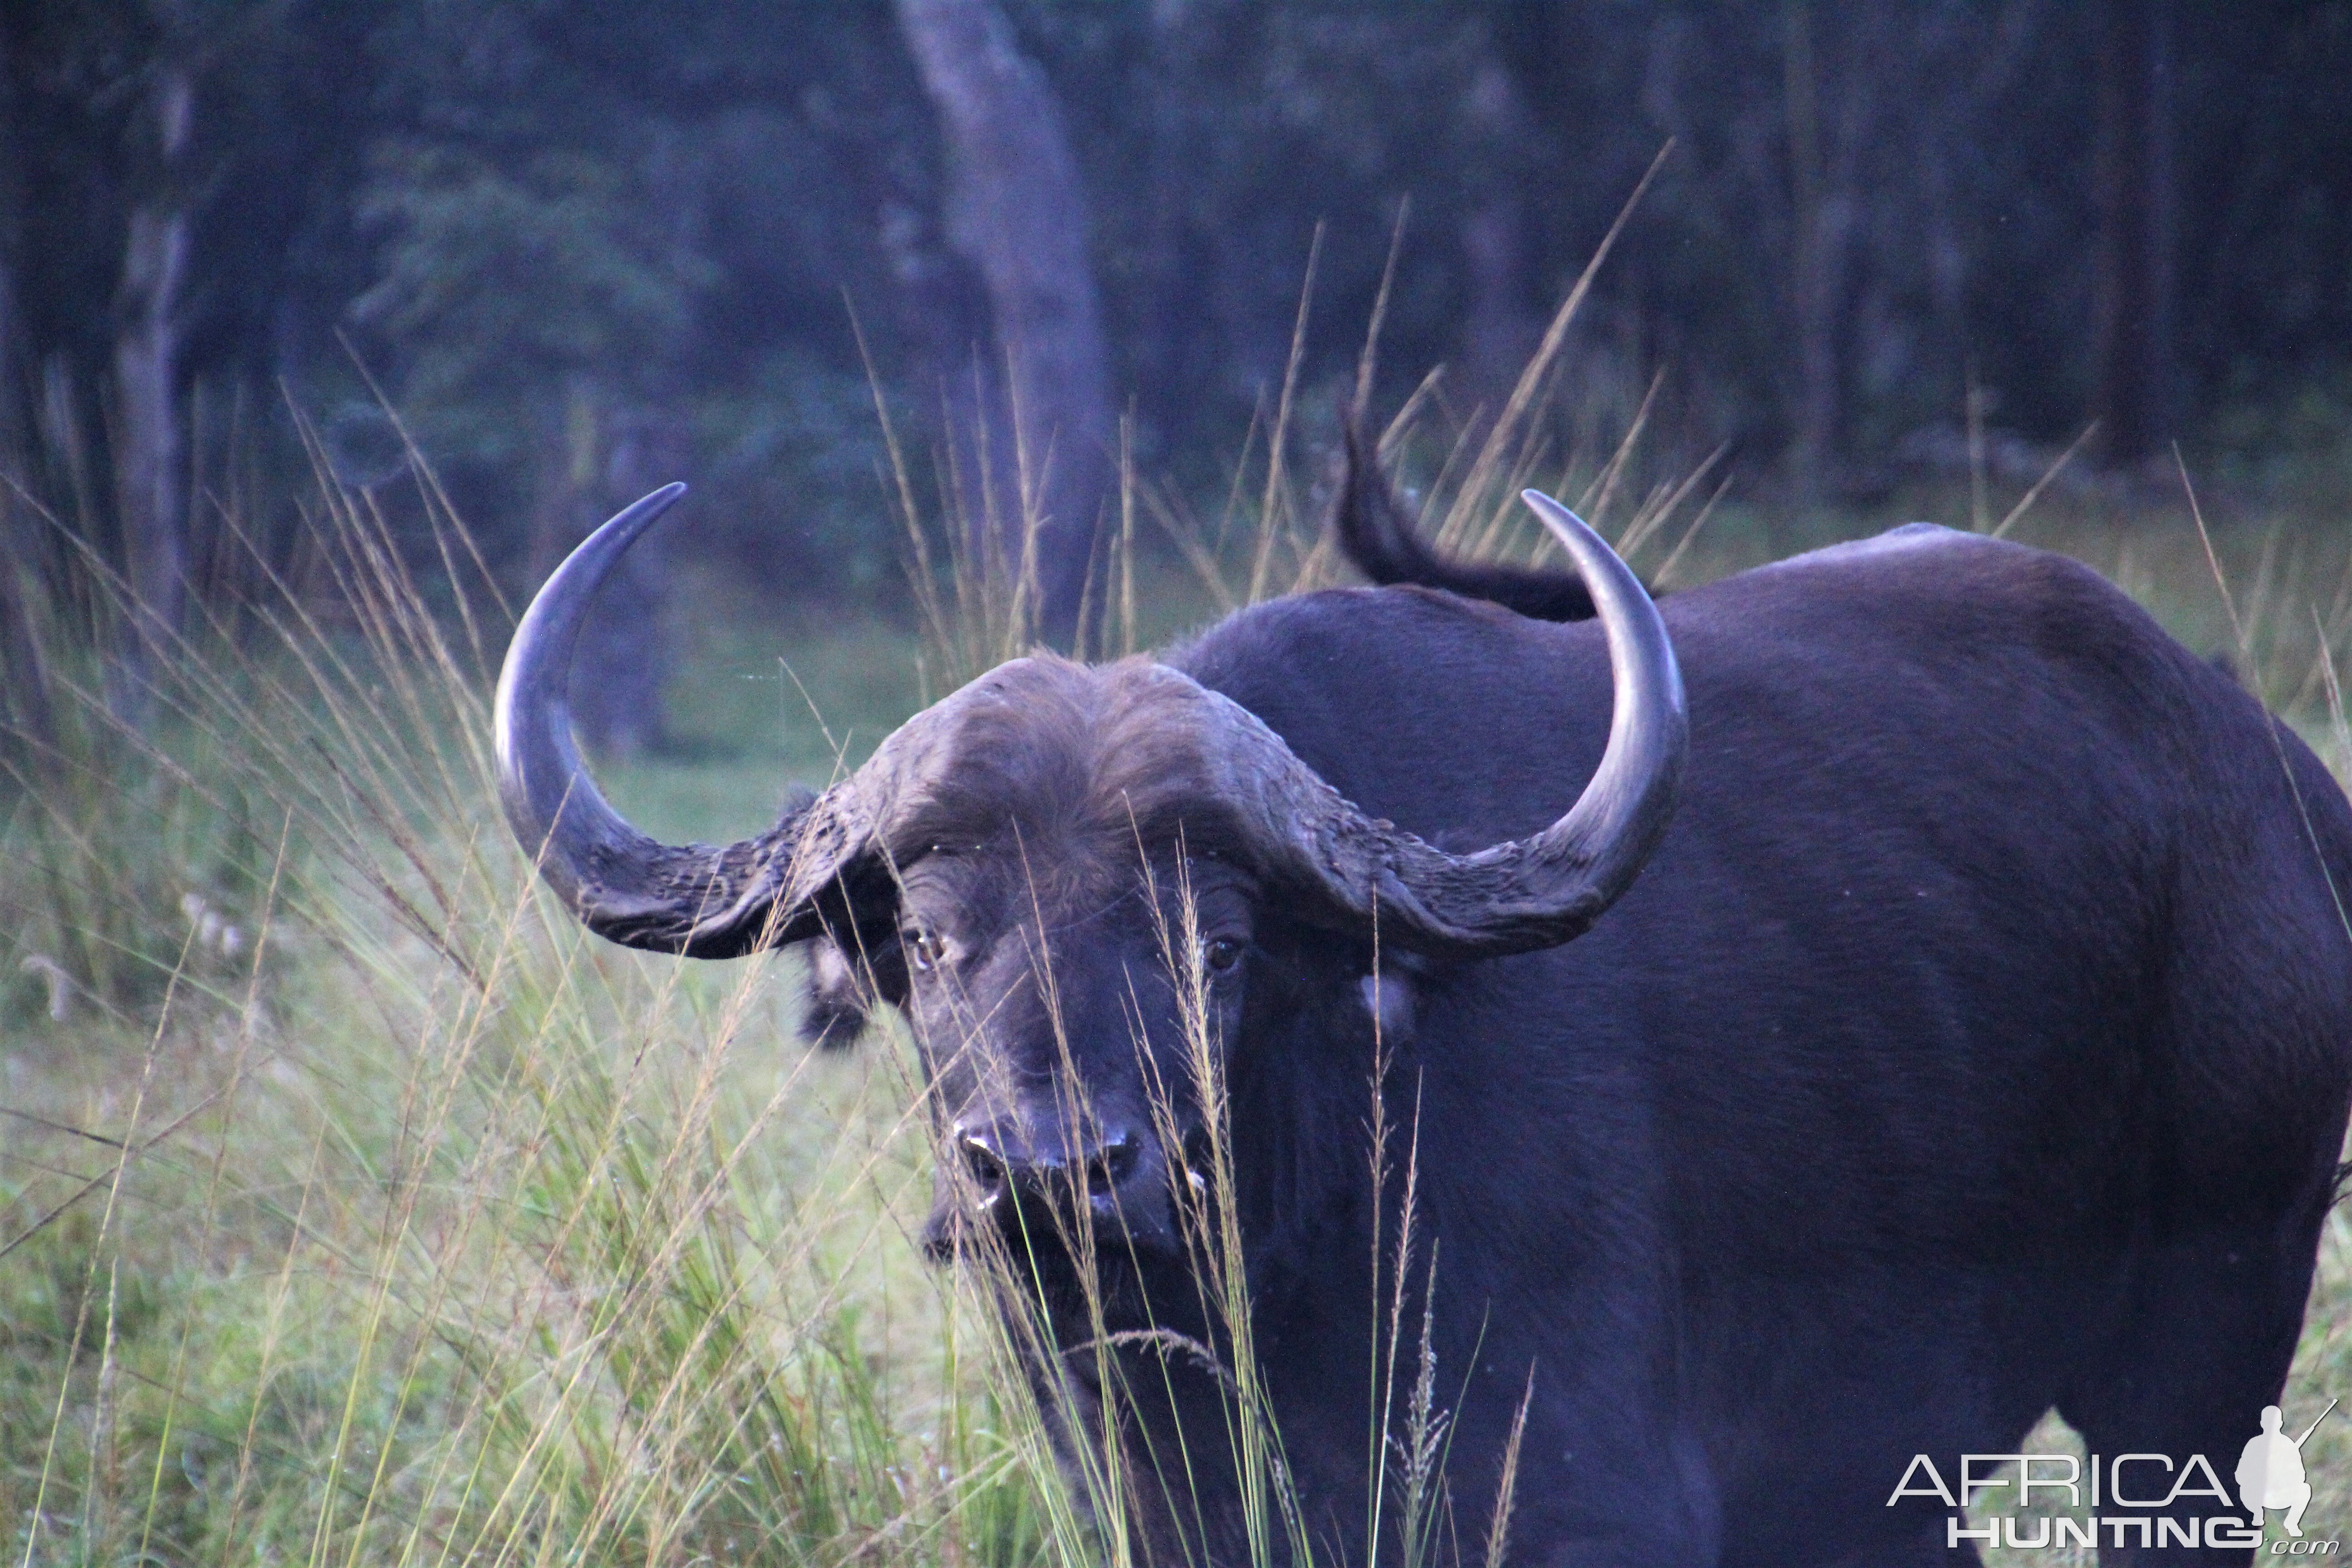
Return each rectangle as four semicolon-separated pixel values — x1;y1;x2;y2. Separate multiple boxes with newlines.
922;1192;1197;1319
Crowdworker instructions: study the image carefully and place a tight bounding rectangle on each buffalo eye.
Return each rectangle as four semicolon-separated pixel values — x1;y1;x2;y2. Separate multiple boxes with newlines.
1200;936;1245;976
906;926;949;973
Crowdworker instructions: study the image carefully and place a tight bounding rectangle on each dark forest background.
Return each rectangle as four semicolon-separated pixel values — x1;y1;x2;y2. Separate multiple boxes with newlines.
3;0;2349;749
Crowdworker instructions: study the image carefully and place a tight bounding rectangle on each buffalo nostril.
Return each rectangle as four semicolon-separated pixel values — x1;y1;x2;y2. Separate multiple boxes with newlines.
959;1133;1009;1196
1087;1132;1141;1196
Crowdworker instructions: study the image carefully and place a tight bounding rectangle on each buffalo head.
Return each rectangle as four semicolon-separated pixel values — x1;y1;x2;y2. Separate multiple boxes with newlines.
493;484;1685;1265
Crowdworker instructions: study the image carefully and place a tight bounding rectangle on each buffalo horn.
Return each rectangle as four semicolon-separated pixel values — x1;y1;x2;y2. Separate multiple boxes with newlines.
1196;489;1686;956
496;485;846;956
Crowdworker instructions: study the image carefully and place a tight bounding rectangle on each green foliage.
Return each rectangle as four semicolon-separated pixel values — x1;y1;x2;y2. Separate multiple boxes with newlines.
690;351;909;595
11;0;2352;632
352;142;714;460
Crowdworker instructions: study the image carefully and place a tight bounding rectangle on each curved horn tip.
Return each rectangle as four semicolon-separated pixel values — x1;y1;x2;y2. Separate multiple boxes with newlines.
495;478;741;954
584;481;691;553
1519;480;1688;812
604;481;689;541
495;481;691;771
1518;488;1595;544
1521;487;1687;741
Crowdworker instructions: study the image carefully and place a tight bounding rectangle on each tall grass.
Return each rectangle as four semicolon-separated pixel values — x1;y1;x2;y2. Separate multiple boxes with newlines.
0;430;1058;1568
7;271;2352;1568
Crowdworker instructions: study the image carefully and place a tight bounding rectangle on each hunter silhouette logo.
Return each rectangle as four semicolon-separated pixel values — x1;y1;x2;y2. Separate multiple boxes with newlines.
2240;1399;2337;1537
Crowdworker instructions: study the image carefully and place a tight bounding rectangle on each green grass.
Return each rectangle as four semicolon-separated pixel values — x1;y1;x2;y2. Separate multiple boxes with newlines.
0;469;1053;1568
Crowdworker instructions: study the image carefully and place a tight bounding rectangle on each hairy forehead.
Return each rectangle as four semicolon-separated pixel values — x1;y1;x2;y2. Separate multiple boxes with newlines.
895;818;1256;917
882;656;1257;866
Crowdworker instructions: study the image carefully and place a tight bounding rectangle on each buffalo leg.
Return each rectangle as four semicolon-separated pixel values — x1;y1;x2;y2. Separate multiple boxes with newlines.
2056;1214;2328;1566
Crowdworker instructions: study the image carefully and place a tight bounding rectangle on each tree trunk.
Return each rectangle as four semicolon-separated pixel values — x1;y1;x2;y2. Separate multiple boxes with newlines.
1783;1;1838;501
581;400;681;759
0;24;52;767
896;0;1112;645
1460;58;1540;417
1137;0;1210;435
109;66;193;726
2092;0;2175;466
0;18;23;462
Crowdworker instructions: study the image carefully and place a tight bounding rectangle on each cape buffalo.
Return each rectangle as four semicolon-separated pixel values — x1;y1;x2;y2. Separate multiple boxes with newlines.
494;458;2352;1566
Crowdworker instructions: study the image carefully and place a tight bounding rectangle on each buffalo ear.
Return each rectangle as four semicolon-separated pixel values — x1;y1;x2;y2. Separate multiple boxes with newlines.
796;936;871;1049
809;940;884;1048
1357;971;1418;1046
792;927;911;1049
